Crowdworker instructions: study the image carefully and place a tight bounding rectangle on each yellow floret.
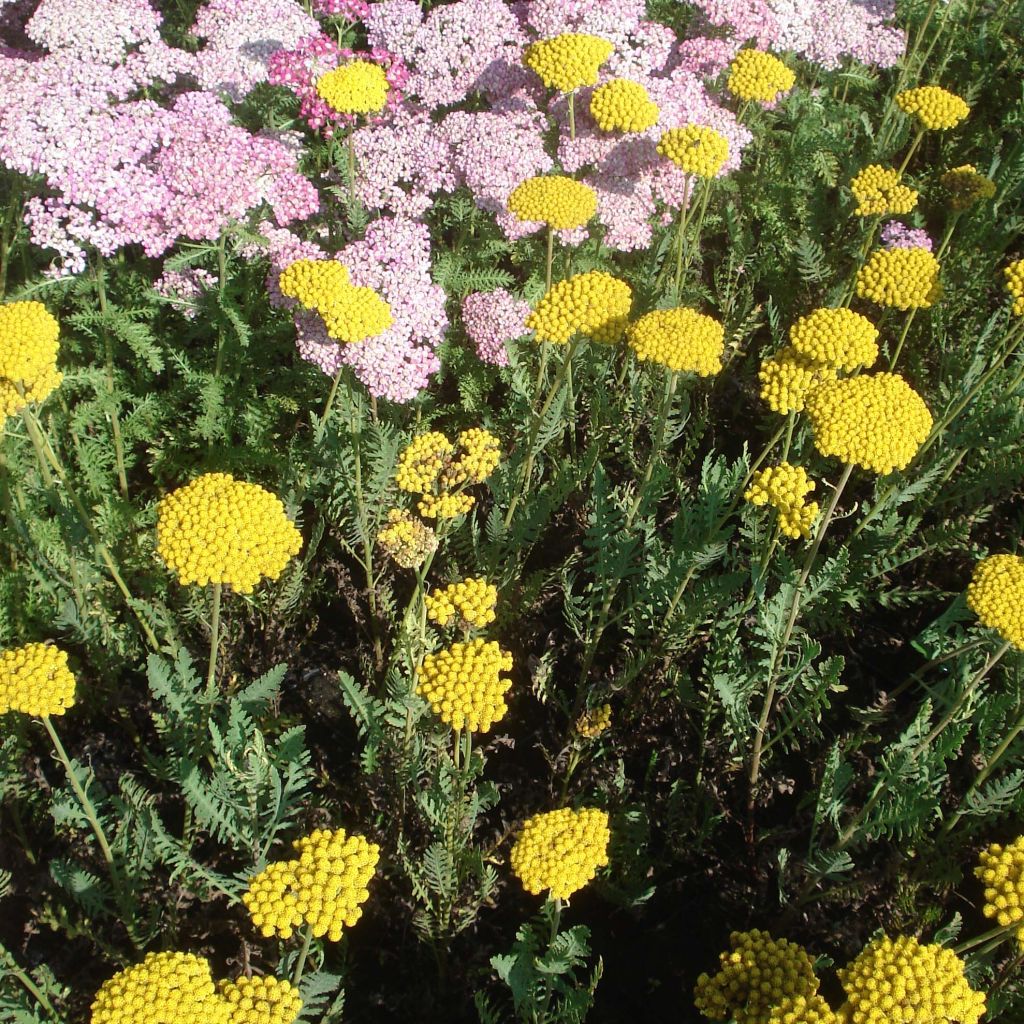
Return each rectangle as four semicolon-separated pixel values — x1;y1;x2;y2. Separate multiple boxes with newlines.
449;428;501;486
976;837;1024;944
766;994;840;1024
657;125;730;179
855;247;941;309
895;85;970;130
418;491;475;520
278;259;350;310
523;33;613;93
377;508;437;569
836;935;985;1024
425;578;498;628
1005;259;1024;317
1;364;63;419
967;554;1024;650
218;976;303;1024
727;49;796;104
744;463;819;540
508;175;597;231
759;346;836;414
805;372;932;475
0;643;76;717
627;307;724;375
510;807;610;900
316;60;390;115
0;300;60;384
788;308;879;371
396;432;453;494
576;703;612;739
417;638;514;733
156;473;302;593
849;165;918;217
527;271;632;345
940;165;996;210
589;79;660;133
320;285;392;344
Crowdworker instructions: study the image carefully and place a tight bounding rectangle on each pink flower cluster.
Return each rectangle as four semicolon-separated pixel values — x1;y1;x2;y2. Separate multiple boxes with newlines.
26;0;161;65
880;222;934;252
312;0;370;17
462;290;531;367
154;267;218;319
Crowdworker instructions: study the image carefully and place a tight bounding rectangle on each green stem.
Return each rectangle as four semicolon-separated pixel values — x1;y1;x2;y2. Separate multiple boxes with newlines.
889;307;919;370
2;950;63;1022
347;132;358;210
292;925;314;986
94;255;129;498
673;174;694;293
568;92;576;141
214;230;228;378
206;581;222;692
897;127;925;177
935;212;961;261
954;921;1019;955
321;365;344;428
535;898;563;1024
0;179;22;300
684;177;713;277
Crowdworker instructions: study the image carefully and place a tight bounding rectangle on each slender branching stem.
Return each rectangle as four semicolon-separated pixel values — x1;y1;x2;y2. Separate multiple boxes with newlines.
206;581;223;692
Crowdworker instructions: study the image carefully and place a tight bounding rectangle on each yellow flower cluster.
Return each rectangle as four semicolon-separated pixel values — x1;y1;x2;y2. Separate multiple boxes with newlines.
576;703;612;739
1005;259;1024;316
657;125;729;179
425;578;498;628
589;79;660;133
417;492;475;519
316;60;390;115
788;308;879;371
693;930;819;1024
966;554;1024;649
626;307;724;375
727;49;796;104
91;952;230;1024
767;995;839;1024
156;473;302;593
523;33;613;93
527;271;633;345
278;258;391;343
507;175;598;231
0;301;62;419
849;165;918;217
836;935;985;1024
218;976;302;1024
744;463;819;540
758;347;836;414
510;807;611;900
895;85;970;130
396;431;453;493
855;247;941;309
243;828;379;942
416;639;514;733
377;508;438;569
941;165;996;210
450;427;501;484
278;259;350;309
805;373;932;475
976;836;1024;943
0;642;76;717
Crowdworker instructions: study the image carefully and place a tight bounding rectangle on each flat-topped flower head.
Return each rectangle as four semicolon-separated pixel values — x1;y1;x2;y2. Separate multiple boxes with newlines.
377;508;437;569
805;373;932;475
788;308;879;371
976;837;1024;944
396;432;454;494
321;285;392;343
1005;259;1024;316
316;60;390;115
1;364;63;420
510;807;610;900
856;247;941;309
694;930;819;1024
417;639;514;733
966;554;1024;650
527;271;632;345
837;935;985;1024
657;125;729;179
218;976;302;1024
849;165;918;217
895;85;970;130
425;578;498;629
766;995;840;1024
941;165;996;210
507;175;598;231
156;473;302;593
759;346;836;414
243;827;379;942
590;79;660;133
0;643;76;717
278;259;350;311
449;428;501;486
91;952;230;1024
0;300;60;384
727;49;796;104
744;463;819;540
627;307;724;376
576;703;612;739
524;33;613;93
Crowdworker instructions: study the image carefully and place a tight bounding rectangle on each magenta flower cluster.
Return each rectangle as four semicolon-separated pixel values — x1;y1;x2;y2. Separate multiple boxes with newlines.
881;221;934;252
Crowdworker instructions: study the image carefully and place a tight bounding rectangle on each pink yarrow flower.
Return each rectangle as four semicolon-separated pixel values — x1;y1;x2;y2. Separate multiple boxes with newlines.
462;289;531;367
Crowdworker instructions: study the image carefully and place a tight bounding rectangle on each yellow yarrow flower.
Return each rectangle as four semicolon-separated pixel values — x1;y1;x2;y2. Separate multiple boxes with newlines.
589;79;659;133
856;247;941;309
576;703;612;739
156;473;302;593
0;643;76;717
849;165;918;217
425;578;498;628
976;837;1024;944
218;976;302;1024
727;49;796;104
320;285;392;344
396;432;454;494
523;33;613;93
507;175;597;231
243;828;379;942
895;85;970;130
627;307;724;376
417;639;514;733
0;300;60;384
417;492;474;519
377;508;437;569
837;935;985;1024
278;259;350;310
744;463;819;541
805;372;932;475
694;930;818;1024
510;807;610;900
527;270;632;345
788;308;879;371
758;346;836;414
767;995;840;1024
450;428;501;485
91;952;230;1024
657;125;729;179
1005;259;1024;317
966;554;1024;650
1;364;63;420
941;164;996;210
316;60;390;115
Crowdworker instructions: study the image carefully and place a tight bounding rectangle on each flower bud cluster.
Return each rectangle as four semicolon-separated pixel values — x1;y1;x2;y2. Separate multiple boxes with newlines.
627;307;724;375
849;165;918;217
507;175;598;231
510;807;611;899
589;80;659;133
576;703;612;739
940;165;996;210
966;554;1024;649
425;577;498;628
0;301;62;419
788;308;879;371
217;976;303;1024
855;247;941;309
895;85;970;130
0;643;77;717
657;125;730;179
976;836;1024;943
759;347;837;414
377;508;438;569
417;639;514;733
744;463;819;540
727;49;796;104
